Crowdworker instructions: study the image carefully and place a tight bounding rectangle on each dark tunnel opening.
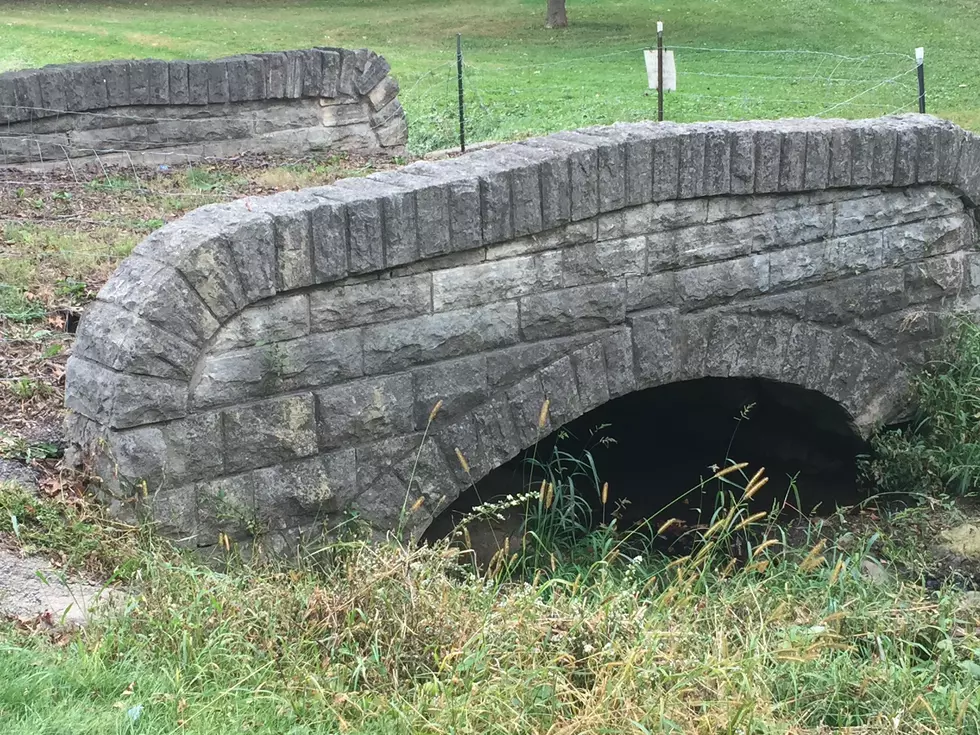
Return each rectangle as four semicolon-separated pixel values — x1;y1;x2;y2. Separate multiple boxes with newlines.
423;377;869;554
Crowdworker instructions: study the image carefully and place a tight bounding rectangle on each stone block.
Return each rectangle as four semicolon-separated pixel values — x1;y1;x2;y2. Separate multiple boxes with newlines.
191;348;281;408
597;199;707;242
186;60;209;105
126;60;150;106
308;197;348;283
516;142;572;230
146;59;169;105
310;182;385;274
677;254;770;310
278;330;365;392
207;58;230;104
243;54;266;100
298;48;323;97
197;473;257;540
168;61;189;105
65;356;188;429
12;71;42;117
108;412;224;490
704;127;732;197
936;123;964;184
315;374;414;448
754;128;781;194
601;328;635;397
225;56;248;102
356;52;390;96
869;124;898;187
609;122;656;205
881;214;975;266
103;60;130;107
539;356;583;426
364;302;519;374
38;67;68;115
956;135;980;207
96;255;219;347
469;395;523;472
412;354;488;428
828;126;854;188
310;273;431;330
486;332;610;389
212;294;309;351
850;122;875;187
570;341;610;413
769;231;883;288
626;271;677;312
915;120;941;183
893;122;918;186
523;135;599;221
140;485;198;542
433;251;560;311
834;187;962;237
730;126;756;195
74;300;199;380
561;129;627;213
505;374;551;449
630;309;677;389
562;237;645;287
398;161;482;252
261;52;286;99
367;74;399;111
520;281;626;341
778;129;807;192
222;393;318;473
804;128;831;190
253;450;357;529
284;50;304;98
677;127;707;198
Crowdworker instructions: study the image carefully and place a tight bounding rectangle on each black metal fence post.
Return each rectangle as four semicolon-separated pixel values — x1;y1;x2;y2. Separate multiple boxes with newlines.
916;46;926;114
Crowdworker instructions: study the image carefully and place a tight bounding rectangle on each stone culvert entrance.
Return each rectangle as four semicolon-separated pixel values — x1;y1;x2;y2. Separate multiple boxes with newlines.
63;115;980;551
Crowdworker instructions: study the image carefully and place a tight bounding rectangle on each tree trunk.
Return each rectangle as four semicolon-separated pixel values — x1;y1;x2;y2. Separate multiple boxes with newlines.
546;0;568;28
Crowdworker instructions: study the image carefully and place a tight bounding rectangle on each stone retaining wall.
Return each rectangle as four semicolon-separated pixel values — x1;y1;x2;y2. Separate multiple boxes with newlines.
64;115;980;550
0;48;406;167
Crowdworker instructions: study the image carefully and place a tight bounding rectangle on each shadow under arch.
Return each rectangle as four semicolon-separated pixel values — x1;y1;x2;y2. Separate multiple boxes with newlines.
422;375;868;552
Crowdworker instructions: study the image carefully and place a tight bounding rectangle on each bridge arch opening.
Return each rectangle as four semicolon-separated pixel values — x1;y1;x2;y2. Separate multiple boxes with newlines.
422;377;867;556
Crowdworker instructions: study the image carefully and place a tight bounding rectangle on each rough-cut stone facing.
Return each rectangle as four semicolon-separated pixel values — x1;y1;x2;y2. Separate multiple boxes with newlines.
0;47;406;167
65;115;980;550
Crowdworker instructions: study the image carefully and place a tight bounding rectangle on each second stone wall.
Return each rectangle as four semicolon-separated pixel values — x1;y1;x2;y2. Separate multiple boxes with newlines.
0;48;406;167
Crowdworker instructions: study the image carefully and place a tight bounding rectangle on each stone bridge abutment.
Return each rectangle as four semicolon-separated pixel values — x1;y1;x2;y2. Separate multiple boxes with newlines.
64;115;980;548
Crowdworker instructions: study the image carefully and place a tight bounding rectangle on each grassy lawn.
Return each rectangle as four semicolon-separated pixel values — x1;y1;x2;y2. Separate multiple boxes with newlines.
0;0;978;152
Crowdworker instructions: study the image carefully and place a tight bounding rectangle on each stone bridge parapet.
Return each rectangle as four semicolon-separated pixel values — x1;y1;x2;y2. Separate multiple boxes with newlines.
64;115;980;549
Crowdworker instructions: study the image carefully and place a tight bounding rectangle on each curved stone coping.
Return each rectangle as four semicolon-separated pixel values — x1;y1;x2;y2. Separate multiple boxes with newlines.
65;114;980;432
0;47;395;124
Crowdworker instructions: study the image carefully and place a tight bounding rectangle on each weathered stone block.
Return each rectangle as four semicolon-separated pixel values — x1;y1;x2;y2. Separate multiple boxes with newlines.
185;60;209;105
74;300;199;380
213;294;309;351
146;59;169;105
310;273;431;329
107;412;224;490
392;161;482;253
315;374;414;448
103;60;130;107
570;341;610;413
38;67;68;114
486;332;611;389
197;473;257;540
65;356;188;429
523;135;599;221
364;302;519;374
562;237;645;287
520;281;626;341
601;328;635;397
630;309;677;388
168;61;189;105
828;126;854;188
769;231;883;287
539;355;583;426
703;127;732;197
677;127;707;199
804;128;831;190
562;129;627;213
96;255;219;347
253;450;357;529
370;169;452;259
598;199;707;242
223;393;318;473
677;254;770;309
626;271;677;312
730;127;756;195
834;187;962;237
433;252;560;311
778;129;807;192
412;354;488;428
893;122;918;186
882;214;975;266
754;128;782;194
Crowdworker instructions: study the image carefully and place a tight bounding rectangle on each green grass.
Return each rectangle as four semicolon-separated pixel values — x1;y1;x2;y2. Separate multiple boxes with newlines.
1;471;979;734
0;0;978;153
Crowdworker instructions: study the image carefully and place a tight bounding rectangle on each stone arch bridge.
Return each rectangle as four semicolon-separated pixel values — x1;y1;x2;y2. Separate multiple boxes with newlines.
65;115;980;549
